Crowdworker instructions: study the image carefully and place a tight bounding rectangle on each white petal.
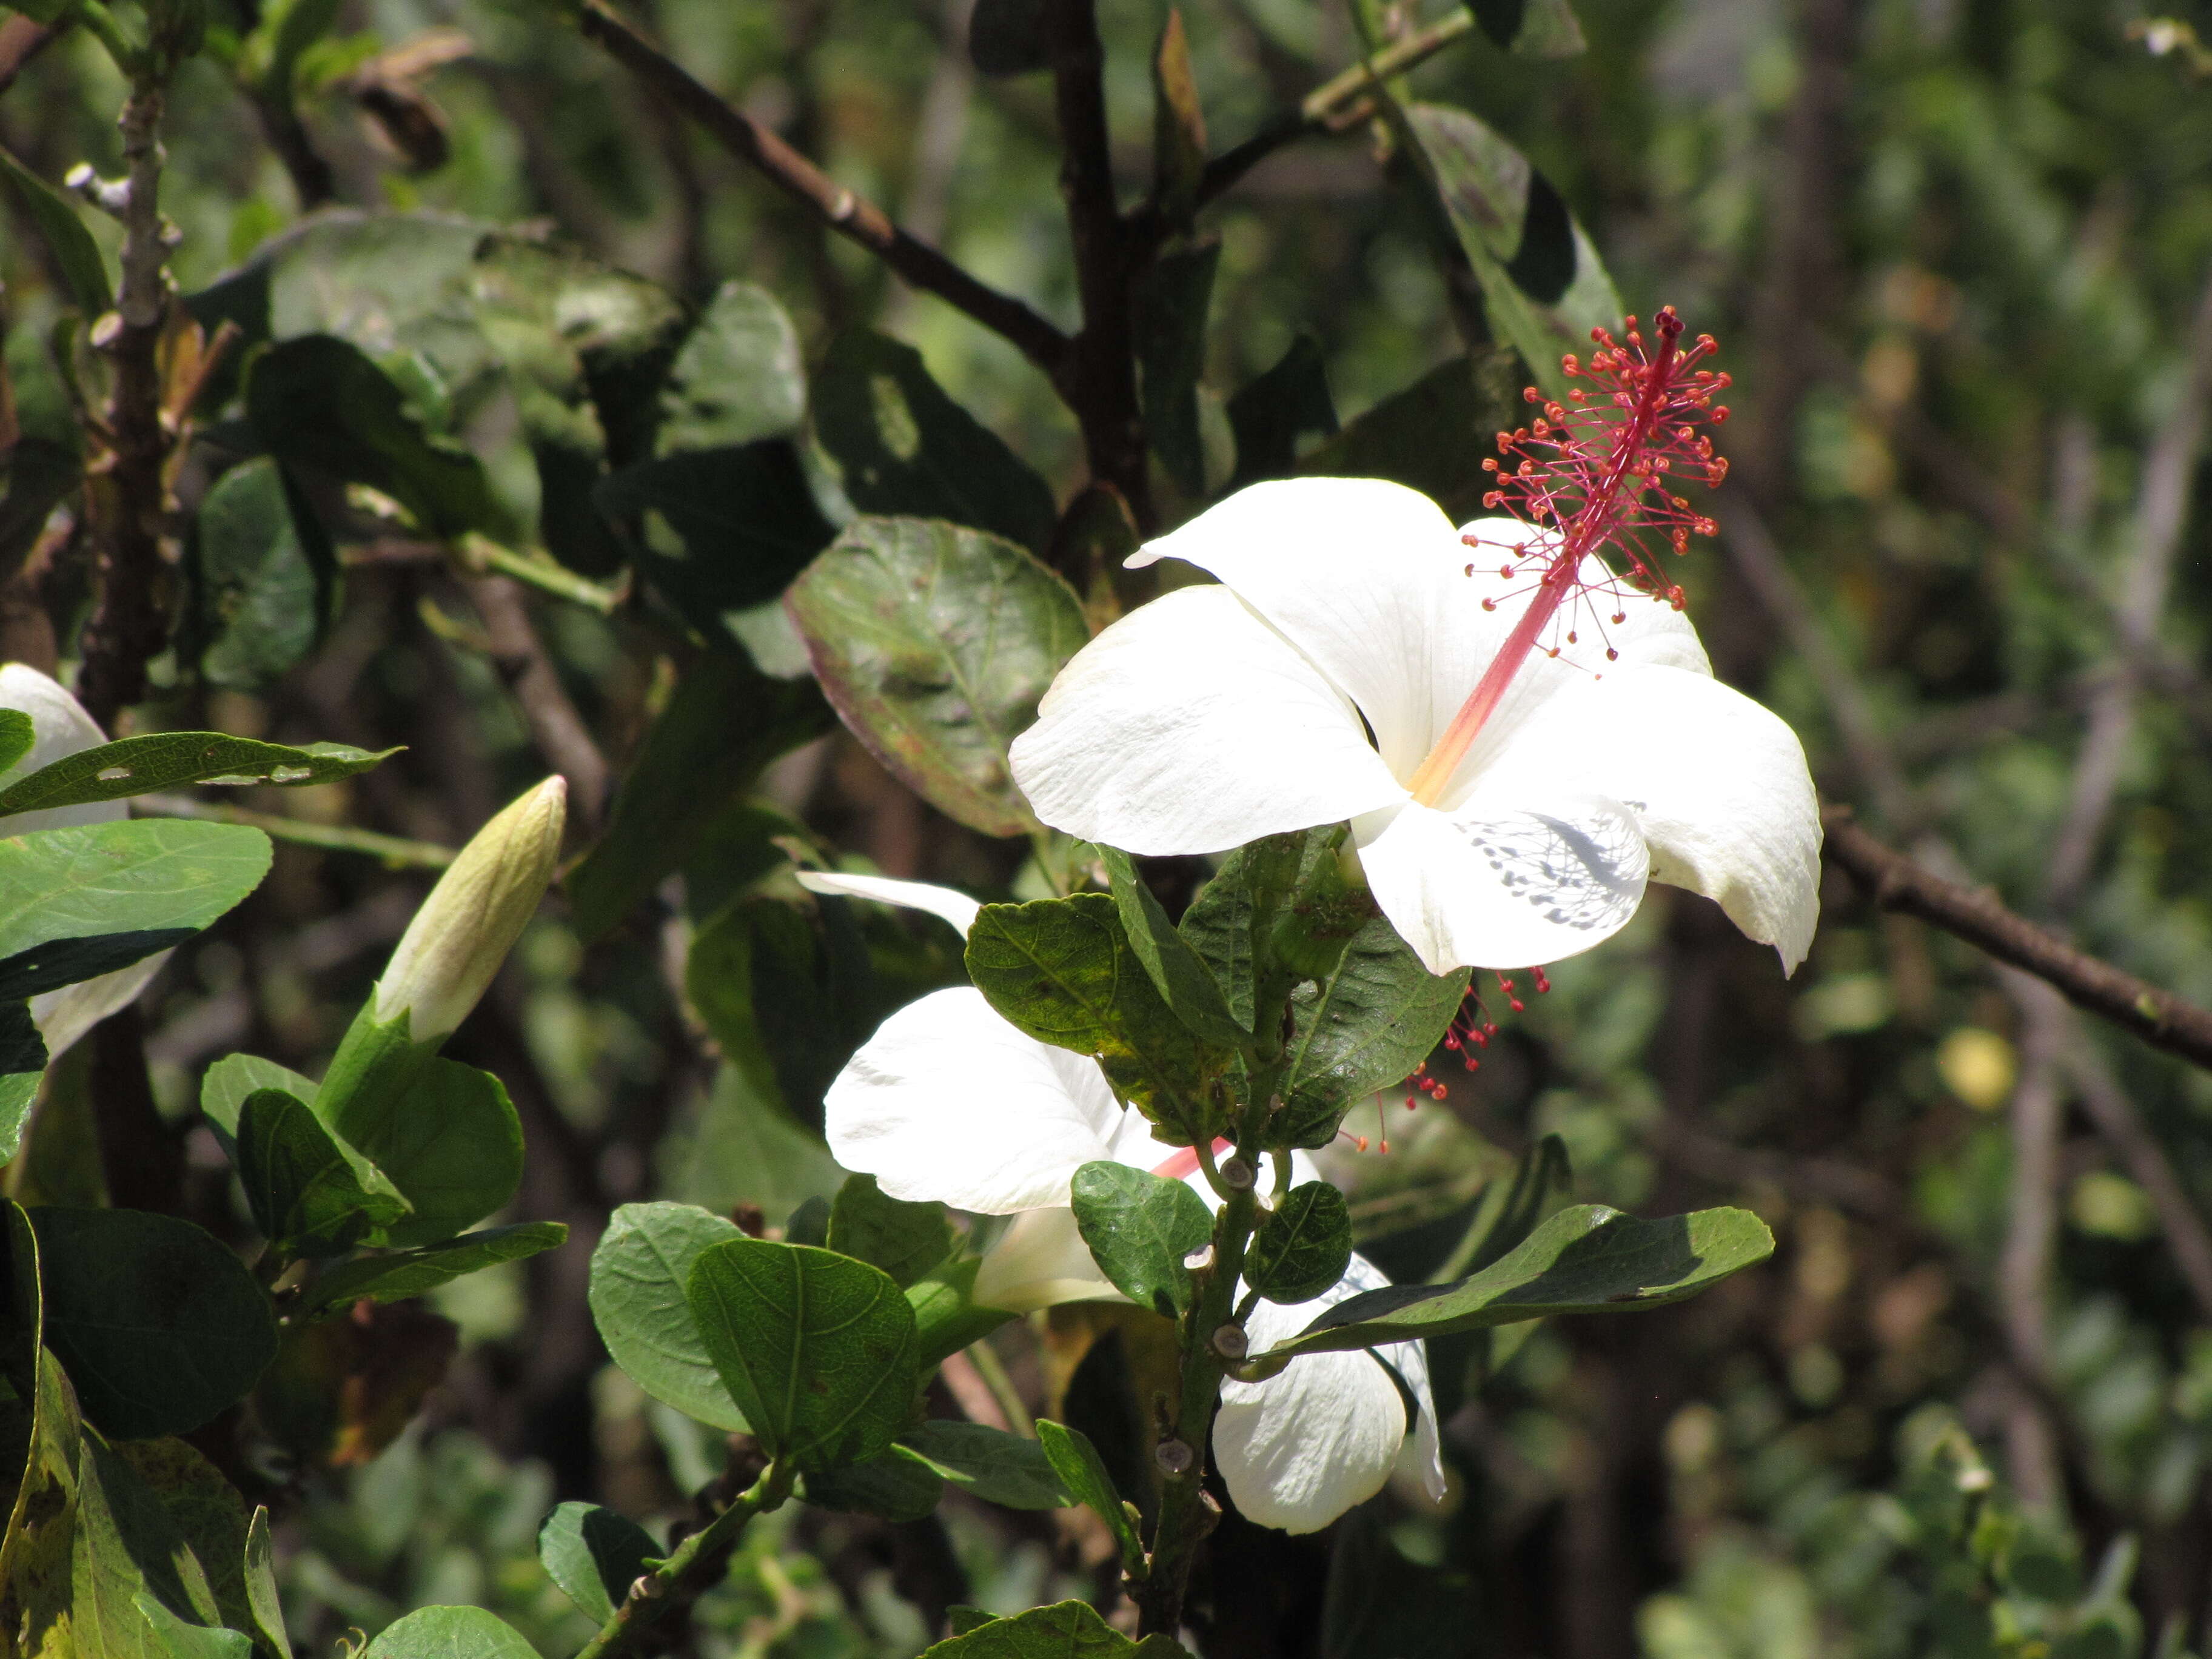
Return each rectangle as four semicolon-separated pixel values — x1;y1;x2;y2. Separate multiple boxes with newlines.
1338;1254;1445;1503
29;951;169;1057
0;663;122;837
1569;663;1823;972
1215;1255;1412;1533
795;871;979;939
971;1207;1119;1312
1010;584;1404;856
823;987;1127;1214
1355;793;1649;973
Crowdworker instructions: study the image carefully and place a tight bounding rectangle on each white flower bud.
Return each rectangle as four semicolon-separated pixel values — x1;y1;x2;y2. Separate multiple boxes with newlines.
374;776;565;1042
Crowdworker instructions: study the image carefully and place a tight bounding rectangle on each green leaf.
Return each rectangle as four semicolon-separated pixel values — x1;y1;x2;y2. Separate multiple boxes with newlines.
0;1002;44;1162
1134;240;1219;496
967;894;1221;1134
784;1195;831;1247
1275;917;1470;1148
900;1420;1071;1510
361;1606;541;1658
243;1507;290;1659
1177;825;1376;1033
800;1443;945;1521
595;441;837;638
186;457;340;690
920;1600;1188;1659
948;1608;997;1636
319;1048;524;1248
587;1201;748;1431
1431;1131;1572;1282
828;1175;953;1290
1400;106;1621;402
0;711;27;777
968;0;1047;74
656;281;807;454
109;1436;256;1646
1227;333;1339;488
31;1208;278;1439
0;731;395;819
1068;1161;1213;1318
70;1435;253;1659
1033;1424;1143;1574
198;1052;317;1145
566;652;832;940
1247;1181;1353;1304
813;330;1057;554
1296;349;1521;523
0;820;271;1001
0;142;112;316
1249;1204;1777;1372
1466;0;1585;57
686;1238;919;1471
906;1257;1017;1368
245;334;504;539
1096;846;1249;1051
786;517;1087;839
300;1222;569;1315
236;1086;411;1257
675;1063;845;1227
685;893;874;1124
538;1500;658;1624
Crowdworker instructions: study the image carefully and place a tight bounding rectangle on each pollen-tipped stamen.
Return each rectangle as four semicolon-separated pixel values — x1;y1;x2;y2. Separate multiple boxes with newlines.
1404;308;1730;807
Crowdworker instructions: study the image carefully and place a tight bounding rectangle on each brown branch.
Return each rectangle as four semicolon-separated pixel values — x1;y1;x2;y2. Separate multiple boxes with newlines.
2044;261;2212;913
0;15;60;99
76;82;174;733
1044;0;1152;531
1821;806;2212;1072
573;0;1068;372
2062;1038;2212;1322
458;574;611;834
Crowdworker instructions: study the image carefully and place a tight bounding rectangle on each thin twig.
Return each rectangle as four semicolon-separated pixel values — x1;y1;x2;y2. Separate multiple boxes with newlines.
1820;808;2212;1073
458;532;624;614
457;574;612;834
572;0;1068;372
2044;261;2212;913
2062;1037;2212;1322
76;79;174;731
132;794;457;867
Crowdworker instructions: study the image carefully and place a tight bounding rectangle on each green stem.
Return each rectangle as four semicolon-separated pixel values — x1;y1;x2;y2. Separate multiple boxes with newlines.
574;1460;794;1659
965;1336;1036;1438
1133;1184;1258;1637
130;795;458;868
457;532;623;614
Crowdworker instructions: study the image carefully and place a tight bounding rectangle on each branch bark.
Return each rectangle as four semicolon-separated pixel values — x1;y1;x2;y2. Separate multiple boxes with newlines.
1044;0;1153;531
457;574;611;834
574;0;1068;371
1820;808;2212;1073
76;81;174;733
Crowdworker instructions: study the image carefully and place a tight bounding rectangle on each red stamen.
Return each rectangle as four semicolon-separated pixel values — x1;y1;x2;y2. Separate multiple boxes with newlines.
1406;309;1730;805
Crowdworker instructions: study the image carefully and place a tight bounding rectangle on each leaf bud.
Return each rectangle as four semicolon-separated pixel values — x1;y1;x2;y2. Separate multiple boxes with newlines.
375;776;565;1042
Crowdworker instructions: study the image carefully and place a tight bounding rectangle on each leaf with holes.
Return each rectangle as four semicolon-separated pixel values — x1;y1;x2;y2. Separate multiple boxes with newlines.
787;517;1087;838
686;1238;919;1471
0;732;395;818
